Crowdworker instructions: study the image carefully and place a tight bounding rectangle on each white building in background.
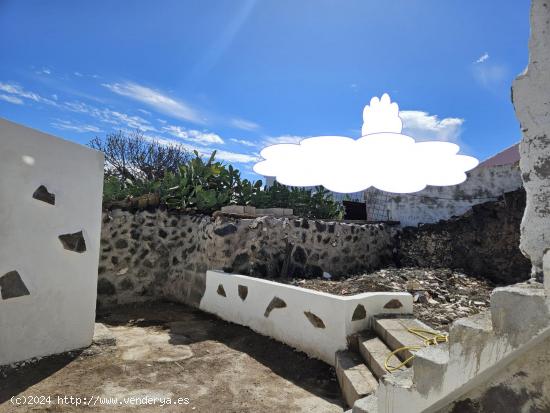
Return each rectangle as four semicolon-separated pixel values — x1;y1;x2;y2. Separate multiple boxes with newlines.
364;143;522;226
265;143;522;226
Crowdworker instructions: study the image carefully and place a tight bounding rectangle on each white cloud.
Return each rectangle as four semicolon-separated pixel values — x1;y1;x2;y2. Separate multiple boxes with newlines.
263;135;306;145
63;100;155;131
215;149;259;163
400;111;464;143
144;134;257;164
472;63;508;89
230;117;259;131
36;67;51;75
163;125;224;145
103;82;204;124
230;138;257;147
0;82;58;106
475;52;489;64
51;119;102;133
74;71;83;77
0;94;24;105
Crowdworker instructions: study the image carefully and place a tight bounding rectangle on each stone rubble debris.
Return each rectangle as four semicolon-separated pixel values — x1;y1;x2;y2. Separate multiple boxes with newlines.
285;267;495;331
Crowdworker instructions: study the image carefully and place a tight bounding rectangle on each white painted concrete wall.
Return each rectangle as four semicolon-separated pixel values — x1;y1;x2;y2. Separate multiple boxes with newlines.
200;270;412;365
0;118;104;366
366;163;522;227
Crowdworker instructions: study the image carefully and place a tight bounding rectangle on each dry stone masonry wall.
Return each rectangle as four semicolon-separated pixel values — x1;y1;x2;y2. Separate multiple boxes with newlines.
398;189;531;284
98;208;396;308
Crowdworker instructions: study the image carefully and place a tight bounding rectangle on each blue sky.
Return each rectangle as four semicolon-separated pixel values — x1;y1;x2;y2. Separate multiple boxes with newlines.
0;0;530;181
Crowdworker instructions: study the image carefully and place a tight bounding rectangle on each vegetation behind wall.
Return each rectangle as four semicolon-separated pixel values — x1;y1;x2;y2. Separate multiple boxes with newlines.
90;131;343;220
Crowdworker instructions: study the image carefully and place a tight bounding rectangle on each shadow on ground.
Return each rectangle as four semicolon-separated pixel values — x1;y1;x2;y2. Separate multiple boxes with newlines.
0;301;344;413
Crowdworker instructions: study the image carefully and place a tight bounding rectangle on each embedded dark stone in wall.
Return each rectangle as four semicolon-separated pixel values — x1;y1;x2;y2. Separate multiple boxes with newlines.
119;278;134;291
97;278;116;295
59;231;87;253
232;253;249;272
304;264;323;278
0;270;30;299
238;285;248;301
217;284;226;297
352;304;366;321
115;239;128;249
214;223;238;236
32;185;55;205
304;311;326;328
383;299;403;309
264;296;287;317
315;221;327;232
292;246;307;265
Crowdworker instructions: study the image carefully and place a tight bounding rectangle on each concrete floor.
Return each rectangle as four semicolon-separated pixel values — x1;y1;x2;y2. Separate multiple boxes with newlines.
0;302;344;412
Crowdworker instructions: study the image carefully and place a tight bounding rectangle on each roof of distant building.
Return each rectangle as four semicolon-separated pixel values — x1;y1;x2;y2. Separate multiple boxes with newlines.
477;143;520;168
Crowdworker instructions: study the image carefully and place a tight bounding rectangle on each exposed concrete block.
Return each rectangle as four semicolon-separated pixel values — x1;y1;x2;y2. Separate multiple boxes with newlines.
412;343;449;395
284;208;294;216
268;208;286;216
448;311;493;363
353;394;378;413
544;250;550;297
335;350;378;407
358;334;402;379
243;205;256;215
374;317;434;365
221;205;245;214
490;281;549;347
92;323;116;347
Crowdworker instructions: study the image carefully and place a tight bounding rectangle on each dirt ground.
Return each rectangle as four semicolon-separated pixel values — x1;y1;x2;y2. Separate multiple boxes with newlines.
0;302;344;413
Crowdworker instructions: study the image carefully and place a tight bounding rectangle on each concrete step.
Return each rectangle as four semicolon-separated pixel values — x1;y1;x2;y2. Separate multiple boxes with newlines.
352;394;378;413
412;343;449;395
373;316;437;366
358;333;407;379
449;311;493;346
335;350;379;407
490;281;550;347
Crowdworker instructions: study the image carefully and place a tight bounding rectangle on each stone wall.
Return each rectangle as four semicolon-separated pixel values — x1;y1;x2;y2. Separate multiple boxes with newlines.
98;208;396;308
366;163;522;227
397;189;531;284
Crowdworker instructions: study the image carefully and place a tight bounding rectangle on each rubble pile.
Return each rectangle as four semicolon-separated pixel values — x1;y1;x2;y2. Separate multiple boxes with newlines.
286;267;495;331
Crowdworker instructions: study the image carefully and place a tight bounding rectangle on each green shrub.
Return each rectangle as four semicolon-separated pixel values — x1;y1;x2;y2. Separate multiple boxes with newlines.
96;141;343;219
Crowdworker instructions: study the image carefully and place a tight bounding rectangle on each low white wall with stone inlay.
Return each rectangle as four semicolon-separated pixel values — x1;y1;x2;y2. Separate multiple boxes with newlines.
200;270;413;365
0;118;104;366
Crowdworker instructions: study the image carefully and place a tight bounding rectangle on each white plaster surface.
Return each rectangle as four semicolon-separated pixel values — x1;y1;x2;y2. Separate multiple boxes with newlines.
513;0;550;277
0;118;104;365
200;270;412;365
366;163;522;227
